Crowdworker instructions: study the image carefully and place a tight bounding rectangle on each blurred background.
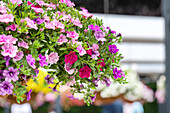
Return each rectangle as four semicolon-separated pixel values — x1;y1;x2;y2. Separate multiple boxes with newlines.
2;0;166;113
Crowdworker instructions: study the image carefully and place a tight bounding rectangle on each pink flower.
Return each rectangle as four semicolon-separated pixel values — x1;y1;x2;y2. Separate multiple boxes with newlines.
13;51;24;62
80;7;93;18
18;41;29;49
64;63;75;75
1;43;18;58
25;17;38;30
40;28;44;31
10;0;22;5
0;35;18;44
48;52;59;64
31;7;44;13
27;1;35;7
35;0;47;6
60;0;75;7
6;24;17;31
77;45;86;56
64;52;78;65
66;31;79;40
72;18;82;28
43;15;50;22
0;2;7;14
79;66;91;78
0;14;14;23
91;44;99;51
57;34;68;45
84;29;88;33
45;22;55;30
52;20;64;29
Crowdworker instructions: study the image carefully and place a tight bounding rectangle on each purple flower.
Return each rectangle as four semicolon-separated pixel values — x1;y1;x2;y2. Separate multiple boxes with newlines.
0;81;14;96
45;74;54;84
108;44;119;54
49;85;60;93
117;33;122;37
90;93;97;104
3;67;19;82
92;77;100;87
88;24;100;31
25;89;32;101
0;70;4;81
113;67;125;79
4;56;10;67
33;18;43;24
13;51;24;62
26;54;36;69
102;77;111;87
66;95;78;100
39;54;48;67
33;69;39;78
94;31;106;42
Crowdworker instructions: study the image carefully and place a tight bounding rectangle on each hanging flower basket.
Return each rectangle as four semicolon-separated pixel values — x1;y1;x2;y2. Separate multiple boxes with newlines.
0;0;126;105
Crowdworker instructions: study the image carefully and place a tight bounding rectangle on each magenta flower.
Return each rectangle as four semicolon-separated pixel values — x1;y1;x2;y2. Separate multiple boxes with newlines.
39;54;48;67
77;45;86;56
26;54;36;69
44;74;54;84
64;52;77;65
6;24;17;31
57;34;68;45
48;52;59;64
66;31;79;40
1;43;18;58
25;89;32;101
0;81;14;96
64;63;75;75
108;44;119;54
97;59;105;71
0;14;14;23
3;67;19;82
79;66;92;78
88;24;100;31
13;51;24;62
113;67;125;79
18;41;29;49
25;17;38;30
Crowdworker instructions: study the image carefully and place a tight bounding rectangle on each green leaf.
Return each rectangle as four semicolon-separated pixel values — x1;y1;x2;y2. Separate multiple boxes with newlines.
59;48;67;51
0;60;6;64
73;60;81;68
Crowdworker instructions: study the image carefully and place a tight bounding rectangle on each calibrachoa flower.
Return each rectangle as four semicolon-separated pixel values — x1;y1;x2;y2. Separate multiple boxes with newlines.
25;89;32;101
48;52;59;64
3;67;19;82
1;43;18;58
102;77;111;87
45;74;54;84
6;24;17;31
88;24;100;31
113;67;125;79
13;51;24;62
39;54;48;67
26;54;36;69
94;30;106;42
0;81;14;96
108;44;119;54
25;17;38;30
64;63;75;75
97;59;105;71
0;14;14;23
80;7;93;18
77;45;86;56
79;66;92;78
33;18;43;24
4;56;10;67
66;31;79;40
57;34;68;45
18;41;29;49
10;0;22;5
64;52;78;65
